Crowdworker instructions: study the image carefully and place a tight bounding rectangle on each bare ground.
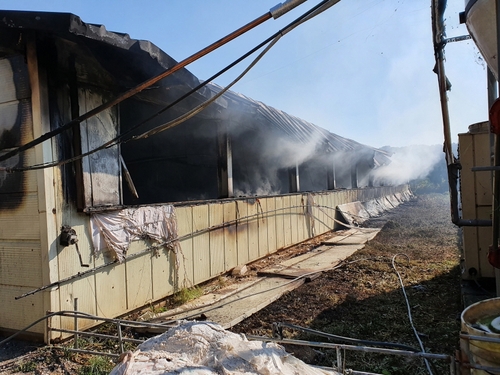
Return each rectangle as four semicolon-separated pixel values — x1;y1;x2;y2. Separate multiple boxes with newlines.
0;193;465;375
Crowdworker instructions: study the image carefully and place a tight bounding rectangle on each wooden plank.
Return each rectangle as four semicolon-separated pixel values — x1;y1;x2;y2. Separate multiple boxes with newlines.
158;277;305;330
209;203;225;276
78;87;121;208
322;228;380;245
223;201;238;270
236;200;249;265
192;205;210;284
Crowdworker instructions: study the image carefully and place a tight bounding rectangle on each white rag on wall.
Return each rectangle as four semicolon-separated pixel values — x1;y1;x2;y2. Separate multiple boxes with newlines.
90;205;177;262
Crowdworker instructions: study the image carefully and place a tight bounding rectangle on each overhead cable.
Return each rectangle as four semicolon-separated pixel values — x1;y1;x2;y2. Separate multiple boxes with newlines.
2;0;339;172
0;0;314;165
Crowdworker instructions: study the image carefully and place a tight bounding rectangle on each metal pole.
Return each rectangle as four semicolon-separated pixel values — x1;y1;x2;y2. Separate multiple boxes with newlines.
117;322;124;354
74;298;78;349
492;0;500;294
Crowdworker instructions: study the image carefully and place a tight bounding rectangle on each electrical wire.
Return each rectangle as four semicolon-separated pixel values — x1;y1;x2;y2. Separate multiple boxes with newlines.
1;0;339;173
275;322;420;352
391;253;434;375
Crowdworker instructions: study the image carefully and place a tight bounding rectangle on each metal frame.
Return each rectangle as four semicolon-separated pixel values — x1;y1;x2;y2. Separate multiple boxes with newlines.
45;310;174;358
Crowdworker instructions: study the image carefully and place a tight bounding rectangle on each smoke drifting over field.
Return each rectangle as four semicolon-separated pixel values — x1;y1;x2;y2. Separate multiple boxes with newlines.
372;144;444;186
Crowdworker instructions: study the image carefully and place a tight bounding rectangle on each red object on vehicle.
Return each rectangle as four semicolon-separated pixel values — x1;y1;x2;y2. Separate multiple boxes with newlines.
488;245;500;269
490;98;500;135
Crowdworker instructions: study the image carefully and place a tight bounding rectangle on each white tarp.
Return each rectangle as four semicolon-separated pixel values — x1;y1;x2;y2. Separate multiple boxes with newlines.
110;321;339;375
90;205;177;262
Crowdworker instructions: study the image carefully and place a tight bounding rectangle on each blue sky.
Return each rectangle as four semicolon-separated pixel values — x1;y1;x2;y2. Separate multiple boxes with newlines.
0;0;487;148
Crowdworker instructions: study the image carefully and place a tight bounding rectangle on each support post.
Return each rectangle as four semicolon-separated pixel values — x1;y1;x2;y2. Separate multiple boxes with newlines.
351;163;358;189
327;160;336;190
217;121;233;198
289;163;300;193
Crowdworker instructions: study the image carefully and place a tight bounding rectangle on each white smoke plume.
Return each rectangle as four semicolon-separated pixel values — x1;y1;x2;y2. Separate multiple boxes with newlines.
371;144;444;186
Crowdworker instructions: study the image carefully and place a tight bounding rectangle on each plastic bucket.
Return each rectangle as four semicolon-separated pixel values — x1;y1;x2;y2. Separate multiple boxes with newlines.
461;297;500;374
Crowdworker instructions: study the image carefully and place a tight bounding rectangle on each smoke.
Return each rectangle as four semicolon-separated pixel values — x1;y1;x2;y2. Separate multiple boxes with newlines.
371;144;444;186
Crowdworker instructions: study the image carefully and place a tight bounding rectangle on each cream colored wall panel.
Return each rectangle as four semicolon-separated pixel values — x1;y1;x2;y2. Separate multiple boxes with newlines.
459;134;476;218
462;227;480;279
313;194;324;235
0;241;41;287
311;194;324;236
95;265;127;317
322;194;333;230
209;203;225;276
152;249;177;300
58;275;98;333
477;225;494;278
176;206;194;288
283;195;292;248
297;195;307;243
257;198;269;258
325;193;335;230
126;254;153;310
0;192;40;240
223;202;238;270
275;197;285;250
266;197;277;254
476;206;494;278
247;200;259;261
290;195;299;245
236;200;249;265
294;195;303;243
192;205;210;284
0;286;44;334
473;133;492;207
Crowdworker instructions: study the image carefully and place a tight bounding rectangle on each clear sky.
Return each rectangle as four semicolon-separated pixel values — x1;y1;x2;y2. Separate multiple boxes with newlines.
0;0;488;148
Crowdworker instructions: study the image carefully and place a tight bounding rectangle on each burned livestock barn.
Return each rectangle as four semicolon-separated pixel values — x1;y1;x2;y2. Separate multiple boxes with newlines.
0;10;409;342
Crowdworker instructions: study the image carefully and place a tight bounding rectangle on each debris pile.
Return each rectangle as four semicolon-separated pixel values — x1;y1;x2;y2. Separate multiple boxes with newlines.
110;321;338;374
